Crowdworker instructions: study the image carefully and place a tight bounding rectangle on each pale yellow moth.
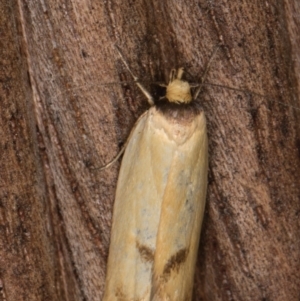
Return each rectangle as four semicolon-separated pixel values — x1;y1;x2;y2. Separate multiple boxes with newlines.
102;50;209;301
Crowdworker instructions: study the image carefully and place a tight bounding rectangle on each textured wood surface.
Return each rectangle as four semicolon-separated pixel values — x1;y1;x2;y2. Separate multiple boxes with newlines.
1;0;300;300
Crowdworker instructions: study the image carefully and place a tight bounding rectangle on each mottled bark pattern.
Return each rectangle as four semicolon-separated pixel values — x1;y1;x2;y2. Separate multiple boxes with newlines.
1;0;299;300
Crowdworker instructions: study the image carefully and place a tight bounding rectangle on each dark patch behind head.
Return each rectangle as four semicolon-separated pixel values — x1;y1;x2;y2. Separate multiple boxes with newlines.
155;100;203;124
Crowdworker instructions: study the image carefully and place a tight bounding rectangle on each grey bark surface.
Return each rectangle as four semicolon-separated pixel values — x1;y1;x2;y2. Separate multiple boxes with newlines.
1;0;299;300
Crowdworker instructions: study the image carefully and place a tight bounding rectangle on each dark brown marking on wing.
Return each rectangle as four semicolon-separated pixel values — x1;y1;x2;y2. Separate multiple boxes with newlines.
115;286;127;301
163;248;189;280
136;241;155;263
150;249;190;300
115;285;147;301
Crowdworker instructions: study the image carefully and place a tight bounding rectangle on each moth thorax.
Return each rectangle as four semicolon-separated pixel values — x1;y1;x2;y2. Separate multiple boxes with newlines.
166;79;192;104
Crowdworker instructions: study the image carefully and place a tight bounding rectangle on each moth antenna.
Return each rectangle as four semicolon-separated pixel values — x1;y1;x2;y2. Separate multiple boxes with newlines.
193;44;220;100
203;82;300;111
115;46;154;106
157;82;167;87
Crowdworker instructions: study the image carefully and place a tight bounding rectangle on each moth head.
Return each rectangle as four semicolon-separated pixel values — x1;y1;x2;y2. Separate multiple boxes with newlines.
166;68;192;104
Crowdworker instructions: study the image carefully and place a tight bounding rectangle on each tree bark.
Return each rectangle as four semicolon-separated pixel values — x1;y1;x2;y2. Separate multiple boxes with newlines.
0;1;59;300
1;0;299;300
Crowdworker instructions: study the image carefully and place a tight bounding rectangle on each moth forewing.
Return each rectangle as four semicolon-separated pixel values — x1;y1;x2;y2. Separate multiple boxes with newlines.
103;57;208;301
150;108;208;301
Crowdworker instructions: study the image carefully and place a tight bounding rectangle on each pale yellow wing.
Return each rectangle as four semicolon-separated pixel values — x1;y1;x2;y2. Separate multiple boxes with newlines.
149;110;208;301
103;107;208;301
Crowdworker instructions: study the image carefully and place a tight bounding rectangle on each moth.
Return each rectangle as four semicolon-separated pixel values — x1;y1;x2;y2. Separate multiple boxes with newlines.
102;50;210;301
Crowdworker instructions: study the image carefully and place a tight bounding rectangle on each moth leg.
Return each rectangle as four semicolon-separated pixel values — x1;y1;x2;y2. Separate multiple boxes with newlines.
193;44;220;100
96;143;127;171
115;46;154;106
95;111;148;170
